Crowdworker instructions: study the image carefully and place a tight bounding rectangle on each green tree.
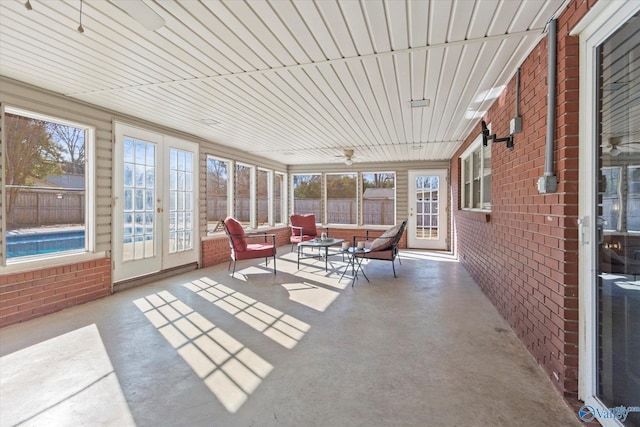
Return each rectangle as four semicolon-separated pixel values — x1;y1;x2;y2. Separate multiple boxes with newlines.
293;175;321;199
5;113;62;227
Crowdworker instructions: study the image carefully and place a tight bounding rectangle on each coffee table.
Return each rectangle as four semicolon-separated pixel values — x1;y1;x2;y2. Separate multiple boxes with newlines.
340;247;371;285
297;238;344;271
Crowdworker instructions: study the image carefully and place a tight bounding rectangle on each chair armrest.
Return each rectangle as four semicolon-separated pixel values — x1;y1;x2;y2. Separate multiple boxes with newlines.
291;225;304;237
351;234;376;246
365;229;385;239
245;233;276;245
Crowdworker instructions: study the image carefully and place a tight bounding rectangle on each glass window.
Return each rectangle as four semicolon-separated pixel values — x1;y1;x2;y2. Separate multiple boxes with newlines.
326;173;357;225
601;167;621;231
257;168;270;226
461;136;491;210
274;172;285;225
362;172;395;225
292;174;321;220
628;166;640;232
4;110;92;262
235;163;253;226
206;156;229;232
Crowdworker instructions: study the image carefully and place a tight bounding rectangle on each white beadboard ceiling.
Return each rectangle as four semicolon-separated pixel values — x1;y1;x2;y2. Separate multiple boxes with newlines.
0;0;564;165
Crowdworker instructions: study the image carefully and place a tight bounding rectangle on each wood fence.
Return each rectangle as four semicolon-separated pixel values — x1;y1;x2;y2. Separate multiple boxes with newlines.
7;187;84;228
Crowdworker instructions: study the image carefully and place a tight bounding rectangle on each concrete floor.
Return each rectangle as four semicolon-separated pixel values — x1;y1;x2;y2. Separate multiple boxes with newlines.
0;249;582;427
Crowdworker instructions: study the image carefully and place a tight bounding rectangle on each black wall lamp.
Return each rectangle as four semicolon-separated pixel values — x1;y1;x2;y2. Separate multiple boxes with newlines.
482;120;514;150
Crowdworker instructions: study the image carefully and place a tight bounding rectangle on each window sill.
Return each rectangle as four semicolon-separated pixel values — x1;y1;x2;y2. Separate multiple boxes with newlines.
458;209;491;222
2;251;109;274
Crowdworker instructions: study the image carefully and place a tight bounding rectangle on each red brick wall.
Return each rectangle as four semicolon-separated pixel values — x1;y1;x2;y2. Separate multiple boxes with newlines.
450;0;595;402
0;258;111;328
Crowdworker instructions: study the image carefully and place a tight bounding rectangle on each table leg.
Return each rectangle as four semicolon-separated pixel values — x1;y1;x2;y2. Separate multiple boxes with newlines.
340;252;354;281
352;255;370;286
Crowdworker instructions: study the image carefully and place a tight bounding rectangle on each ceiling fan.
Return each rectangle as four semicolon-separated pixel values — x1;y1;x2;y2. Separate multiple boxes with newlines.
607;138;640;156
335;149;356;165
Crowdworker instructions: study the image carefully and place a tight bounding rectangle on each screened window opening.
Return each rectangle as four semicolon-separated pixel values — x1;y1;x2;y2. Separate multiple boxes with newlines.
4;110;92;262
206;157;229;232
362;172;395;226
235;163;253;226
326;173;357;225
292;174;321;220
257;168;271;226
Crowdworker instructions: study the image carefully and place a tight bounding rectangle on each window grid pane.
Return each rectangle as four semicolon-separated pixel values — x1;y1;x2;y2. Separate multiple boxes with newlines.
123;139;155;262
169;149;193;253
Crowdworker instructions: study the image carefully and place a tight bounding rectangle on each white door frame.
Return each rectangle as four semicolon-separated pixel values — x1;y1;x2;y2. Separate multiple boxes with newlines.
407;169;448;250
112;123;199;283
575;2;640;424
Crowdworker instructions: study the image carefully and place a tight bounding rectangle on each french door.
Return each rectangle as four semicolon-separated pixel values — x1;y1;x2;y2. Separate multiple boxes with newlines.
407;170;448;250
113;123;199;283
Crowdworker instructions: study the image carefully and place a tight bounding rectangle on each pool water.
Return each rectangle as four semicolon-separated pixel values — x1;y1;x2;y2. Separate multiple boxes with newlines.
6;229;85;258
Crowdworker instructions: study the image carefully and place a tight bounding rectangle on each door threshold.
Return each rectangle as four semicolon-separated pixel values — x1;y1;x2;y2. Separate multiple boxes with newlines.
113;262;198;292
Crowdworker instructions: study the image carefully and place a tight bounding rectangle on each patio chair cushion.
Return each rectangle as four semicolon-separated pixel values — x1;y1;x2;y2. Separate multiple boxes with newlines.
224;216;247;251
369;223;402;252
291;214;318;236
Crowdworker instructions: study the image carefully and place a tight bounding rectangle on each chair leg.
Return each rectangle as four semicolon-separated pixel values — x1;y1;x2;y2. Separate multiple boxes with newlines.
231;260;237;277
273;254;277;274
392;260;397;278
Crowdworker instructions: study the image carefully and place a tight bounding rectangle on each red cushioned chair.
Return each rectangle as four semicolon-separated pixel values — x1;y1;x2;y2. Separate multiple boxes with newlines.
223;216;277;277
351;219;407;278
289;214;328;252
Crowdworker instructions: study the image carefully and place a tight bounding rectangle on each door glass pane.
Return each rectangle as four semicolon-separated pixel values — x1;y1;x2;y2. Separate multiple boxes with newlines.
415;175;439;240
596;13;640;426
169;148;194;253
123;138;155;262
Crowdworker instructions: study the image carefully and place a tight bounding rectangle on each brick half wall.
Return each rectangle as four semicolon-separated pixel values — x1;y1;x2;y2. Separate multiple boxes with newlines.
0;257;112;328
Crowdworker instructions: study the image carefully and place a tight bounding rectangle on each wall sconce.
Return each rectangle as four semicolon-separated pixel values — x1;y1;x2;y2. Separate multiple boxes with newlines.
482;120;514;150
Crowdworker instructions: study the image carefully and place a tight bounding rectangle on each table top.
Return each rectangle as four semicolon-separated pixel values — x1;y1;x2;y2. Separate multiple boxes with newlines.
298;238;344;247
344;247;371;254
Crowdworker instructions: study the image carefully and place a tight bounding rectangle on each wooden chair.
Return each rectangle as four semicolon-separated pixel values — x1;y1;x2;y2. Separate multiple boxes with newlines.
351;220;407;278
223;216;277;277
289;214;328;252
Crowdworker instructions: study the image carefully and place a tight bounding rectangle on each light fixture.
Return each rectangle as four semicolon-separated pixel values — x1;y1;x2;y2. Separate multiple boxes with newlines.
343;149;354;165
77;0;84;33
199;119;221;126
24;0;32;10
112;0;165;31
610;146;620;157
481;120;514;150
410;99;430;108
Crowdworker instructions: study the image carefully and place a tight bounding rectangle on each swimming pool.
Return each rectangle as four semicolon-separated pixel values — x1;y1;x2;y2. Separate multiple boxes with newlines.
6;229;85;258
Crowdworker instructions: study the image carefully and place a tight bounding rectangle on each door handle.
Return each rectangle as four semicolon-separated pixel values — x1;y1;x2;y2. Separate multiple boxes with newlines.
577;216;589;245
157;208;163;213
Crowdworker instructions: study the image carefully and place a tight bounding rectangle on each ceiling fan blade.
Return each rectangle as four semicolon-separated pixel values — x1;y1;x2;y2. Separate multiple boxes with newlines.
112;0;165;31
